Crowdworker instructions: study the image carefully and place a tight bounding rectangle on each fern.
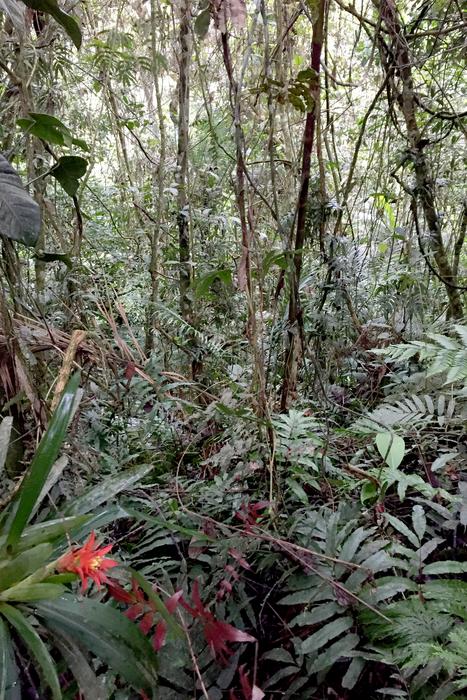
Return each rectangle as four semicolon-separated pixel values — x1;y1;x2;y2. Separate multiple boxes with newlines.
374;325;467;384
154;302;223;355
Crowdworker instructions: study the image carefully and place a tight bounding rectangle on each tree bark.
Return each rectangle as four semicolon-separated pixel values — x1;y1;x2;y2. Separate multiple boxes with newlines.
280;0;326;411
375;0;464;319
176;0;192;324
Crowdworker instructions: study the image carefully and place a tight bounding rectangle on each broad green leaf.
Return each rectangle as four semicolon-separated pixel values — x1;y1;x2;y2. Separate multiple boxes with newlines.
20;0;82;48
0;583;65;602
375;432;405;469
290;602;340;627
423;561;467;576
0;154;41;246
301;616;354;654
0;617;20;700
0;514;90;555
17;113;72;146
6;372;81;550
52;632;107;700
0;604;61;700
49;156;88;196
0;543;53;591
36;594;157;688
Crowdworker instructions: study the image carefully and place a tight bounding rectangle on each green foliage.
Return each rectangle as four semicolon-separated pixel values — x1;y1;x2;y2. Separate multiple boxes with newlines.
20;0;82;49
0;154;41;247
374;325;467;384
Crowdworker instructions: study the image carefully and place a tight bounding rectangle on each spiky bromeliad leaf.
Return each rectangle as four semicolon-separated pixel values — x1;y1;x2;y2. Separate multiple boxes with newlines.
0;155;41;247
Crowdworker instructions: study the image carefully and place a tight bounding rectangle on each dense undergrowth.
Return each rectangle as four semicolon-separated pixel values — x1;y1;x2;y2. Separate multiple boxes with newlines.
0;0;466;697
1;321;466;699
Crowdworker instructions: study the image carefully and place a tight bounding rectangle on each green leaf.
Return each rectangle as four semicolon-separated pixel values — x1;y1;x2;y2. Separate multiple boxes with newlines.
301;616;354;654
20;0;82;48
65;462;154;515
384;513;420;548
0;617;20;700
0;543;53;592
17;113;72;146
309;633;360;673
286;478;308;504
0;583;65;602
34;251;73;269
0;604;61;700
6;372;81;550
52;632;107;700
0;514;90;555
194;6;210;38
35;594;157;689
49;156;88;197
0;154;41;247
423;561;467;575
0;417;13;476
412;505;426;542
375;432;405;469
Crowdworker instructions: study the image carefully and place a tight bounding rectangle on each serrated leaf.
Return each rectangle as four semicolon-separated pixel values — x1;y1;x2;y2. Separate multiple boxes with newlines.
0;154;41;246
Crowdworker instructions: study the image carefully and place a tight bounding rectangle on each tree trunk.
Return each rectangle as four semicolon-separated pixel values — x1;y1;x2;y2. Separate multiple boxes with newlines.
176;0;192;324
375;0;464;320
280;0;327;411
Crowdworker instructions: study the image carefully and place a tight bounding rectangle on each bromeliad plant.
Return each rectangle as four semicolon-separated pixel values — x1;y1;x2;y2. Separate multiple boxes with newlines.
0;372;160;699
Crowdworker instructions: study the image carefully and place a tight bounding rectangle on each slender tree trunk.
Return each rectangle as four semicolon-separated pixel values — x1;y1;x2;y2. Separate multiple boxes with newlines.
375;0;464;319
145;0;167;353
280;0;326;411
176;0;192;324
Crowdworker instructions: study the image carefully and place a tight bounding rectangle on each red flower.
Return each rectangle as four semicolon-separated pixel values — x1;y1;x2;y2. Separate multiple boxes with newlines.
57;531;119;592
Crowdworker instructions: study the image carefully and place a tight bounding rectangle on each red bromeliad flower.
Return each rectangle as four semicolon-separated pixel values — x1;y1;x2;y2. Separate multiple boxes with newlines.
57;531;119;592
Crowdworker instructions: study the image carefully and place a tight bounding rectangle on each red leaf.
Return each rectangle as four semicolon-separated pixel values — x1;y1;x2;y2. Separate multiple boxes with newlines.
107;582;134;604
152;622;167;651
125;603;144;621
166;589;184;613
139;611;154;635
